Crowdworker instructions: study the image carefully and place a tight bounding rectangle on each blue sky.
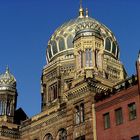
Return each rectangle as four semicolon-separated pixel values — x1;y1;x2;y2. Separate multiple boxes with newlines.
0;0;139;117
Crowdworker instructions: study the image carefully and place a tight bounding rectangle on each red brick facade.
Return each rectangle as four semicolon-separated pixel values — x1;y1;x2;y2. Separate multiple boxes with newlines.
95;60;140;140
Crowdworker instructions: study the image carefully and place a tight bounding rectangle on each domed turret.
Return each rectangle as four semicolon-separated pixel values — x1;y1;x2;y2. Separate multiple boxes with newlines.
0;67;17;123
74;18;101;40
73;11;126;81
45;6;126;81
0;67;16;91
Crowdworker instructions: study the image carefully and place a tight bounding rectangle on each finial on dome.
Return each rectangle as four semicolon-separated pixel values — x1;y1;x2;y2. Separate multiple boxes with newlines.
5;65;10;74
79;0;84;18
86;8;89;18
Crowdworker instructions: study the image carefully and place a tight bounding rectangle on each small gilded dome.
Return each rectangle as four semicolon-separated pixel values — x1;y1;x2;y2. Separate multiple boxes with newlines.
74;19;101;40
0;67;16;90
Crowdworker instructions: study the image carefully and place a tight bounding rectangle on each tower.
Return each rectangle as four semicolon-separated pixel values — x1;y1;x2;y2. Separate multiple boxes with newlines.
41;3;127;113
74;14;104;79
0;67;17;123
73;10;126;87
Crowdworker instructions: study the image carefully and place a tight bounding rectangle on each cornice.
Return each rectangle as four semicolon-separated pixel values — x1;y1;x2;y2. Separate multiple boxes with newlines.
95;85;138;112
20;109;66;135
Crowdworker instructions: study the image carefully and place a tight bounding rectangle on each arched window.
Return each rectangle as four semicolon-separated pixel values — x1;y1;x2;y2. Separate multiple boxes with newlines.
95;50;102;68
105;38;111;51
116;49;119;58
67;35;73;48
80;103;84;123
44;133;53;140
7;100;11;116
51;40;58;55
95;50;98;67
48;45;52;59
85;48;92;67
75;103;85;125
4;101;7;115
78;51;83;69
48;83;58;102
53;84;57;99
10;102;13;115
112;42;117;55
59;37;65;51
75;106;80;124
59;129;67;140
1;101;5;115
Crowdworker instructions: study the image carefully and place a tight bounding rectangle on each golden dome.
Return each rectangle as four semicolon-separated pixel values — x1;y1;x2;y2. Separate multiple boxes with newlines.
46;16;119;62
0;67;16;91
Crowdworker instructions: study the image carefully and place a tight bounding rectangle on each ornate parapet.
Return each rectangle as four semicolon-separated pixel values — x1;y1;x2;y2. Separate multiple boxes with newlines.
95;75;138;102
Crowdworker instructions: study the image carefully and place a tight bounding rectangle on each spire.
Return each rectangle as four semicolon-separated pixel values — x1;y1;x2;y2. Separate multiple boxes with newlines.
79;0;84;18
86;8;89;18
80;0;82;8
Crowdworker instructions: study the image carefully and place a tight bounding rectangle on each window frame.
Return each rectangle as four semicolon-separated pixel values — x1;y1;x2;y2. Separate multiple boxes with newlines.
74;103;85;125
103;112;110;129
105;38;111;52
112;42;117;55
115;108;123;125
48;45;52;59
131;135;139;140
48;82;58;102
78;50;83;69
59;37;65;51
67;35;73;48
75;106;80;125
85;48;93;67
43;133;53;140
51;40;58;55
59;129;67;140
128;102;137;121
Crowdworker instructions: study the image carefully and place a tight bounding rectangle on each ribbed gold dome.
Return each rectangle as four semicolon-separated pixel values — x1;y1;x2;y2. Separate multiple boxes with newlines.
0;67;16;90
46;16;119;62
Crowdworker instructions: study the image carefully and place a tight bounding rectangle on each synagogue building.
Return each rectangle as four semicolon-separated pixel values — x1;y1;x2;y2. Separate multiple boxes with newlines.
0;3;140;140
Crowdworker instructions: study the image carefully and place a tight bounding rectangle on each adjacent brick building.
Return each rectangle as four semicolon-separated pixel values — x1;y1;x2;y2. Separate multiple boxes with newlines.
95;56;140;140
